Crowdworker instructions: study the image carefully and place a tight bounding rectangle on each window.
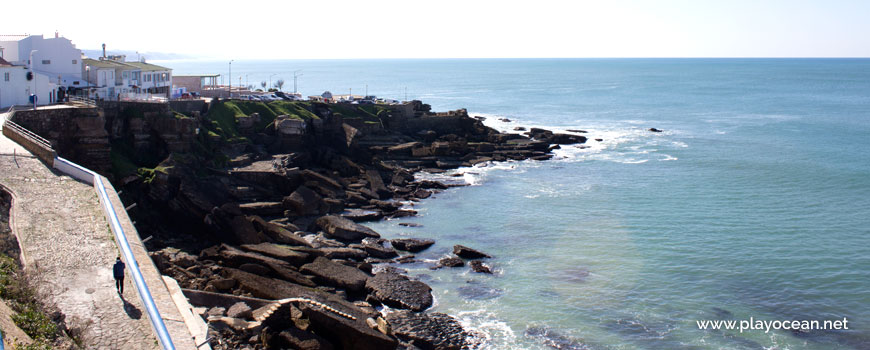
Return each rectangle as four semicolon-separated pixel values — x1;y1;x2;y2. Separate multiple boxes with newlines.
123;72;128;79
4;72;9;81
41;60;51;65
72;59;77;64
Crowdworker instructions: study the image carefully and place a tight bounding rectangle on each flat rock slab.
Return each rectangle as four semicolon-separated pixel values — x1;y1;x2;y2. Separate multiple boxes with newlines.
390;238;435;253
316;215;381;241
300;256;370;292
366;271;433;312
240;242;310;265
386;310;470;350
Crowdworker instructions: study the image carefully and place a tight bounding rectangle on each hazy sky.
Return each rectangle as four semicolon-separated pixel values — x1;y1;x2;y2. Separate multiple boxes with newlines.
2;0;868;59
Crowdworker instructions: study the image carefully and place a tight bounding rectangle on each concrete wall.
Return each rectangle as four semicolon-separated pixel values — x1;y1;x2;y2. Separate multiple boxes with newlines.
169;99;206;115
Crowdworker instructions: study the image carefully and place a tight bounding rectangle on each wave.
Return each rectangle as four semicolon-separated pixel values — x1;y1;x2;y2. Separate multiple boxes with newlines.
413;112;688;188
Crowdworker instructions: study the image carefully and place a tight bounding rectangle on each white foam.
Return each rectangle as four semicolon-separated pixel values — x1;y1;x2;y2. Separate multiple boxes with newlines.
455;310;523;350
419;112;689;188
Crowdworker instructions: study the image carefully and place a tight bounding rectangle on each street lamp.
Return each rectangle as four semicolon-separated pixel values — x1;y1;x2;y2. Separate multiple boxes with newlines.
86;66;91;98
29;50;38;109
228;60;234;98
269;73;277;92
293;70;303;94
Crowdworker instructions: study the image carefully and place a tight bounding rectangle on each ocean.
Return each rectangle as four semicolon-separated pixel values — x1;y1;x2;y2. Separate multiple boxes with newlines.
163;58;870;349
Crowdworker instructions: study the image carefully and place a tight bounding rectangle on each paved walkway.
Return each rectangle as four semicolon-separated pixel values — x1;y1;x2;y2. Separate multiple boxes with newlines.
0;115;160;349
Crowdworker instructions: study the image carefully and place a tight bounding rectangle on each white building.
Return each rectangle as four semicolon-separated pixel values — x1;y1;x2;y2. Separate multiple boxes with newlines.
0;57;54;108
123;61;172;96
0;33;86;89
82;56;172;100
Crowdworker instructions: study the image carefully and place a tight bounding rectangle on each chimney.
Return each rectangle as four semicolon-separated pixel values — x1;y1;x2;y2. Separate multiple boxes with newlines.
55;31;59;38
102;43;106;58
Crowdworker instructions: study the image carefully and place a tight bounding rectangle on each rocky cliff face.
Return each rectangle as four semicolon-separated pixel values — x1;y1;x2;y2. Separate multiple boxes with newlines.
109;99;589;349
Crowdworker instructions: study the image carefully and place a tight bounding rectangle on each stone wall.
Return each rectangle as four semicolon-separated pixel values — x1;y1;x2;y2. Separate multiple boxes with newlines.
1;120;57;164
10;107;110;174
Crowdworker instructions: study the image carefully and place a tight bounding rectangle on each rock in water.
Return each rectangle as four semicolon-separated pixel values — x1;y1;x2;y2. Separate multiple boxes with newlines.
453;245;492;259
387;310;471;350
469;260;493;274
365;271;433;312
649;128;663;132
315;215;381;241
390;238;435;252
437;256;464;268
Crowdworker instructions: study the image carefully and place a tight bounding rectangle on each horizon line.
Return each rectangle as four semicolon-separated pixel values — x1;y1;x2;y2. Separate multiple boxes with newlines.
147;56;870;62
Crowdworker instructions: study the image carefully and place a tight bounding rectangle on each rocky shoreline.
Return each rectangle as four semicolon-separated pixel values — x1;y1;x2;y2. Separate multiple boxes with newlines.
115;99;590;349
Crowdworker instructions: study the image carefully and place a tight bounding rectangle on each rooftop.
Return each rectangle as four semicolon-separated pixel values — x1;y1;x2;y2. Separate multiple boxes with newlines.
123;61;171;72
0;57;16;67
82;58;127;69
82;58;171;72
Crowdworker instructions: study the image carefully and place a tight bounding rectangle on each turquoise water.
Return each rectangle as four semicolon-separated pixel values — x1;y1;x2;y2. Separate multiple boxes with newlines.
169;59;870;349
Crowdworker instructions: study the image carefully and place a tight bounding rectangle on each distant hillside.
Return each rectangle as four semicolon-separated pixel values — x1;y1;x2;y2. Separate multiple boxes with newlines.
81;49;192;61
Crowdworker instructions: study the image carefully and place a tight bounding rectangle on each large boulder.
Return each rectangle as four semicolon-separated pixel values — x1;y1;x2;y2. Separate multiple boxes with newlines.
300;256;370;292
229;215;264;245
249;216;311;247
283;185;324;216
365;169;391;199
386;310;471;350
437;256;464;268
320;247;368;261
273;327;335;350
362;241;399;259
315;215;380;241
390;238;435;253
453;245;492;259
365;271;433;312
549;133;587;145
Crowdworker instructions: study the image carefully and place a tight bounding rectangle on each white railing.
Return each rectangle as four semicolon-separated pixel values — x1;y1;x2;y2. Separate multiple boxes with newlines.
53;157;177;349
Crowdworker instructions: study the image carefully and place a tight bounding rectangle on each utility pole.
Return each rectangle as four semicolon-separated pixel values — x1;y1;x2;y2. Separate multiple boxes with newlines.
29;50;38;109
269;73;277;92
293;70;302;94
365;84;368;97
228;60;234;98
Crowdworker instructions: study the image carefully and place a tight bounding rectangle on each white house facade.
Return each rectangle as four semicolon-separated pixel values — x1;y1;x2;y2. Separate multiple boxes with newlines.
82;57;172;100
0;57;54;108
0;34;86;89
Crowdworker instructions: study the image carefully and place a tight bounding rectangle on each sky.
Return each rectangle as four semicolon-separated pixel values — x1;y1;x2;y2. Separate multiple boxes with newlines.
1;0;868;59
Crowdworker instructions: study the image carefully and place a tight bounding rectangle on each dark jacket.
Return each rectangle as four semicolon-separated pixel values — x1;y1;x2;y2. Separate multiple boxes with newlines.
113;260;125;279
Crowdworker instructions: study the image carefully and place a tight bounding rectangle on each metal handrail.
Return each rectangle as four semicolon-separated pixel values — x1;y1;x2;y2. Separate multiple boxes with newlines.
67;96;97;107
3;120;53;150
55;157;177;349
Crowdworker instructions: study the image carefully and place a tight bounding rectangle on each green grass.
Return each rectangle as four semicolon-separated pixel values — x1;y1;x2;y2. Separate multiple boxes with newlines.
0;254;60;347
173;111;191;120
137;166;173;184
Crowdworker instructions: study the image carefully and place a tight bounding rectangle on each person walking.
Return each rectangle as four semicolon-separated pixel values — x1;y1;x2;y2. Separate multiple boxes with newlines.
113;256;125;295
